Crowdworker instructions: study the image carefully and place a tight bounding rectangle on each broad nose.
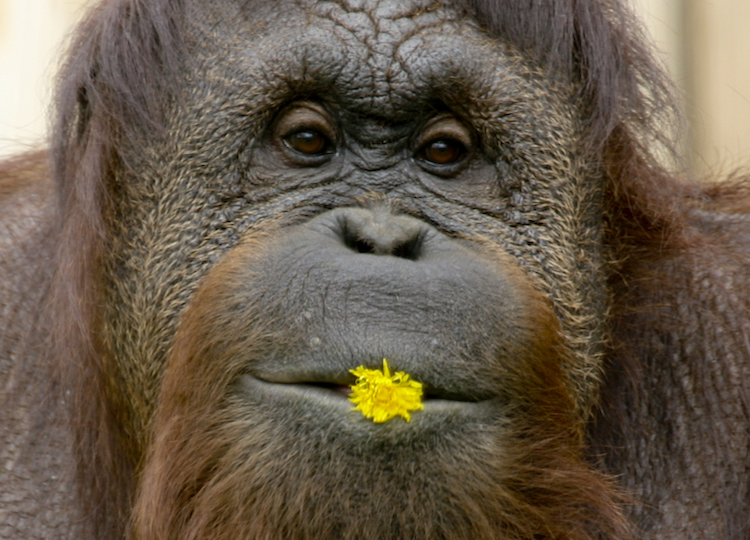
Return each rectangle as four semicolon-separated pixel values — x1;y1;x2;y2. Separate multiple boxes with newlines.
332;206;427;260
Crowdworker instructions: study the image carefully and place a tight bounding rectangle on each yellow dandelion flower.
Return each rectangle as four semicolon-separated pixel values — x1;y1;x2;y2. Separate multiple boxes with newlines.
349;359;424;423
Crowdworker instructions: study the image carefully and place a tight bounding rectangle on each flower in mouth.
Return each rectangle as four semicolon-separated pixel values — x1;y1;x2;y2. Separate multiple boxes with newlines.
349;359;424;423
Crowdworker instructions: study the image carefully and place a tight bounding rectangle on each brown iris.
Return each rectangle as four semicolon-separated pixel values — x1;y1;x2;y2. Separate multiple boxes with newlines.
285;129;329;155
419;138;466;165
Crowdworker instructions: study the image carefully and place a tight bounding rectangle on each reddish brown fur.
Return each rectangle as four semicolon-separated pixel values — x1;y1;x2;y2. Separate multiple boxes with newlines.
133;234;628;539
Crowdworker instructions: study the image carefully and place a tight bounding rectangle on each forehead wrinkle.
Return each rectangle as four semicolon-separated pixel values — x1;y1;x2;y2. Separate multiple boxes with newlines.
302;0;461;112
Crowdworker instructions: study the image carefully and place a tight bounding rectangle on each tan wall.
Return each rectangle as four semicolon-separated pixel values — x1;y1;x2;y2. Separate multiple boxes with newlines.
0;0;90;158
636;0;750;175
1;0;749;175
683;0;750;174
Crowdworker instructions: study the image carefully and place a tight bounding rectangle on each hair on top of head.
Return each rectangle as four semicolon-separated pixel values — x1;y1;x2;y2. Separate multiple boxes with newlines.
459;0;680;155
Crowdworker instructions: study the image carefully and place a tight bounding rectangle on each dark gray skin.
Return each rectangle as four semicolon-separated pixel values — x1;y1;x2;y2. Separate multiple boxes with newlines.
1;0;749;538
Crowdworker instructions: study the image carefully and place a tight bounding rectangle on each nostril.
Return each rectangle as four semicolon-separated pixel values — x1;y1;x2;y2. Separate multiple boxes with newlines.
342;231;422;260
347;236;376;255
392;234;422;261
341;220;374;254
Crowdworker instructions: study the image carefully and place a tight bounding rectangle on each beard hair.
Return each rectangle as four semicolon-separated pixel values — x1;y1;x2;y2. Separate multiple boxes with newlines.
134;389;628;540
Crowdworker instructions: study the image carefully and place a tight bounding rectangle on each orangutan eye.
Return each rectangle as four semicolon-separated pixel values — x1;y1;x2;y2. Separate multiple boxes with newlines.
417;138;467;165
273;102;337;166
414;116;474;176
284;129;332;156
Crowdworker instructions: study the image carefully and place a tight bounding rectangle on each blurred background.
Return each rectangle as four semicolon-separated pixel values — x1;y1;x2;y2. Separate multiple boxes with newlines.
0;0;749;176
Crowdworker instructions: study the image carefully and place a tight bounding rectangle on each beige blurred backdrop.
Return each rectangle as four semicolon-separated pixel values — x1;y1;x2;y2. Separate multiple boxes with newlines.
0;0;91;158
1;0;749;176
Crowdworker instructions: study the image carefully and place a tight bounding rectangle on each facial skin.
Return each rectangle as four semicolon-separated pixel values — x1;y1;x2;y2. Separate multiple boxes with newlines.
85;0;621;537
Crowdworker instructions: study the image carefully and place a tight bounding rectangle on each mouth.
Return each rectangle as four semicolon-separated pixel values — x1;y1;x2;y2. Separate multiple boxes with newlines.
286;381;451;400
300;381;354;398
241;375;483;409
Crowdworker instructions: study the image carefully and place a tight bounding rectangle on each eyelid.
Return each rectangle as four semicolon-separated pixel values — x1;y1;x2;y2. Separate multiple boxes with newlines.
414;116;473;152
273;102;336;142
